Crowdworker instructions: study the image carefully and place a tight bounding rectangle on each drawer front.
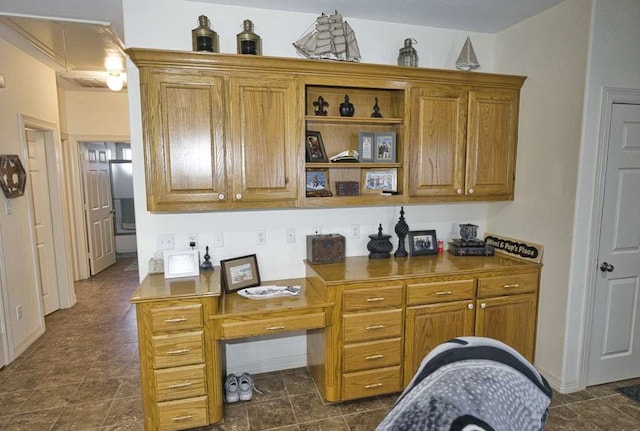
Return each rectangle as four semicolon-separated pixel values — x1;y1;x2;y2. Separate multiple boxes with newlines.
477;271;539;298
150;304;203;332
343;285;403;311
407;279;476;306
343;338;402;373
155;364;206;402
157;396;208;431
152;331;204;369
342;366;402;400
343;309;402;343
220;312;325;339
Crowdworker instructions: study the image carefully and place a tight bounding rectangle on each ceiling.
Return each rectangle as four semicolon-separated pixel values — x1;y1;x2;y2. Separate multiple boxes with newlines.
0;0;566;91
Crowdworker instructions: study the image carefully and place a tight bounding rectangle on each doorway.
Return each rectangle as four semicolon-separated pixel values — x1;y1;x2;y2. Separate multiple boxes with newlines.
586;90;640;385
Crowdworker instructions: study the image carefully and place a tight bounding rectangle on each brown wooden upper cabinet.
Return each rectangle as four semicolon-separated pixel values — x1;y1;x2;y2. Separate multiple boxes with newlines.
127;48;524;212
408;85;521;201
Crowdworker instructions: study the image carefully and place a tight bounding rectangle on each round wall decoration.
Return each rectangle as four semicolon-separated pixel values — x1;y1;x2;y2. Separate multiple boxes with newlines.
0;154;27;198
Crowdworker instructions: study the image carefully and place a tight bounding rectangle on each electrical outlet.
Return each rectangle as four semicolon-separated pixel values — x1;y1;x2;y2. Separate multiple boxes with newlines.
286;228;296;244
188;233;198;248
157;234;175;250
312;226;322;235
213;232;224;248
350;224;360;239
16;304;23;320
257;229;266;245
5;200;11;215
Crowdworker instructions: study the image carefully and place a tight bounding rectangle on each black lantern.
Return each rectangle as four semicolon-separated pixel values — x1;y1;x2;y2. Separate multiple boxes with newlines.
236;19;262;55
398;38;418;67
192;15;219;53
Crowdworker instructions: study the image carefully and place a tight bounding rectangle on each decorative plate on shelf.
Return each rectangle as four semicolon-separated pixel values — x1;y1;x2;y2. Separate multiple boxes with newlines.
0;155;27;199
237;285;301;300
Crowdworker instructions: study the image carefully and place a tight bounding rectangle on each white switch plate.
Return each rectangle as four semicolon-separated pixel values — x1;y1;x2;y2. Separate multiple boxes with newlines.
286;228;296;244
157;234;175;250
213;232;224;248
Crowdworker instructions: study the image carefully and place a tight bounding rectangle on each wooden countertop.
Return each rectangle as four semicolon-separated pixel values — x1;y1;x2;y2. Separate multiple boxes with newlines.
305;253;541;285
130;270;221;303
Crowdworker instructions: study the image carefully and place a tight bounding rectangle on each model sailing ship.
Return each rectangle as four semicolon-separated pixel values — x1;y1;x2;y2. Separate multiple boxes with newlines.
293;10;361;62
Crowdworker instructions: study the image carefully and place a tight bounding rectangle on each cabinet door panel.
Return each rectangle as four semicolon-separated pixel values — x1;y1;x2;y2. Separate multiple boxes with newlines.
229;76;299;203
466;89;518;198
145;71;226;210
475;294;537;362
404;301;474;385
409;85;467;198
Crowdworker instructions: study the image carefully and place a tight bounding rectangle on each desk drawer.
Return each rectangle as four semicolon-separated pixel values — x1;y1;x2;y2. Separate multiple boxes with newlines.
155;364;206;402
343;309;402;343
343;338;402;373
220;312;325;339
150;304;203;332
152;331;204;369
342;366;402;400
343;285;403;311
477;271;538;298
407;279;475;306
157;396;208;431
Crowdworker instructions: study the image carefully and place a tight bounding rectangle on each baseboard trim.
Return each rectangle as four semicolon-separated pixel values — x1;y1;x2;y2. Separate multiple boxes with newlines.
536;364;581;393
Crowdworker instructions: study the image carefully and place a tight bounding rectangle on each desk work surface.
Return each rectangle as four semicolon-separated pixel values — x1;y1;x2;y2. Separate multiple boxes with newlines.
130;270;221;303
305;253;541;284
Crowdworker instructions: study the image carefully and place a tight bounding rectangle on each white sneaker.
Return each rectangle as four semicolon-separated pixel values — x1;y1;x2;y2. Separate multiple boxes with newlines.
225;374;239;403
238;372;253;401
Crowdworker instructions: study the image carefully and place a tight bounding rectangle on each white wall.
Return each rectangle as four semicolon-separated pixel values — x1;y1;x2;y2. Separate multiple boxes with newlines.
0;37;60;359
491;0;592;390
122;0;497;373
567;0;640;390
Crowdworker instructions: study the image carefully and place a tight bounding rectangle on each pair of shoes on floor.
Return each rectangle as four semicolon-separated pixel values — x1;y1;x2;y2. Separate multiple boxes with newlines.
225;372;253;403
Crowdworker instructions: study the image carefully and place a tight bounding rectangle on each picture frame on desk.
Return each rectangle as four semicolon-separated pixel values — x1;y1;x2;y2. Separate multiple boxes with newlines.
163;250;200;279
409;230;438;256
358;132;375;162
374;132;396;163
220;254;261;293
305;130;328;163
361;168;397;194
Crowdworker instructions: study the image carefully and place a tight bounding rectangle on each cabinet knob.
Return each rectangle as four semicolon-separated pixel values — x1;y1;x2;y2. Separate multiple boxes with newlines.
481;303;487;309
218;194;225;200
235;193;242;199
468;304;474;309
468;188;474;194
456;189;463;195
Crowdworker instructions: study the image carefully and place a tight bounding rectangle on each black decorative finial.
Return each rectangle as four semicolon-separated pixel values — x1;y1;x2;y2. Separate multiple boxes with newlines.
339;94;355;117
394;206;409;257
371;97;383;118
367;224;393;259
200;246;214;271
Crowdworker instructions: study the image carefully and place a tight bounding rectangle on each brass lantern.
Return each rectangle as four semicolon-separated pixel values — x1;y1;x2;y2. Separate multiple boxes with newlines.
192;15;219;52
398;38;418;67
236;19;262;55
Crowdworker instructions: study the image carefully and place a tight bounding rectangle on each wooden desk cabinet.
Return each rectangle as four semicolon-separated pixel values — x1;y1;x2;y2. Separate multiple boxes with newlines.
305;254;541;401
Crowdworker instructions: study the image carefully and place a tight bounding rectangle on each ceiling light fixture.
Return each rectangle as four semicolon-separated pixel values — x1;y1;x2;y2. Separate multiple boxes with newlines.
106;72;124;91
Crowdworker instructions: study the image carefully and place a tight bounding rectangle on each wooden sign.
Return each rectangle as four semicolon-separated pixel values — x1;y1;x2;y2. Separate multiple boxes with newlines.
483;233;544;263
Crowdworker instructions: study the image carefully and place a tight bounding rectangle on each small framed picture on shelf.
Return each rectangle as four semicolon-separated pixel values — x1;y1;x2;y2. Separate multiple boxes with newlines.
408;230;438;256
305;130;328;163
306;169;332;197
374;132;396;163
361;168;397;193
220;254;261;293
358;132;375;162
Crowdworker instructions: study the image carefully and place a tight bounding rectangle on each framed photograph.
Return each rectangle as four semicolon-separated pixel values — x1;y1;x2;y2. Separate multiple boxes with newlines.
374;132;396;163
306;169;332;197
305;130;328;163
220;254;261;293
409;230;438;256
362;168;397;193
358;132;375;162
163;250;200;279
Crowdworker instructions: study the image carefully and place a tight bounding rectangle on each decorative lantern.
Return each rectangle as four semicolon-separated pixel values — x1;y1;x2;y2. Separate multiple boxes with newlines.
236;19;262;55
192;15;219;53
398;38;418;67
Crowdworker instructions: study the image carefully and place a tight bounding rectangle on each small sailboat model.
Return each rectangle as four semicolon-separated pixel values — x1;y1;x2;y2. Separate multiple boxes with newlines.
456;36;480;71
293;10;361;62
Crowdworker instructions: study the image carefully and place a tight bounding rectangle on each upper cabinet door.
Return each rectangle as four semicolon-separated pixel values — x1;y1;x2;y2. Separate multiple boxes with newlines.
143;70;227;211
228;75;300;205
466;89;519;199
408;85;468;198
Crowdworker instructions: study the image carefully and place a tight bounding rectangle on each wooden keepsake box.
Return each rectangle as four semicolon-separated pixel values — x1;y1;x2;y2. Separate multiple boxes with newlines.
306;234;346;264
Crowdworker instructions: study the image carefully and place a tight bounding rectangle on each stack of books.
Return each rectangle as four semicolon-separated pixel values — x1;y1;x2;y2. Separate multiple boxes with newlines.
448;238;495;256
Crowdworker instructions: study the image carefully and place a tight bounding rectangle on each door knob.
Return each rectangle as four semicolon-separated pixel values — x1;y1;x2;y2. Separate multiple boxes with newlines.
599;262;615;272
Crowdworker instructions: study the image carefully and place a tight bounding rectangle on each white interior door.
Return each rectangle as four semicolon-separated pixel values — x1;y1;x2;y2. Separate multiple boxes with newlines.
26;129;60;315
83;143;116;275
587;103;640;385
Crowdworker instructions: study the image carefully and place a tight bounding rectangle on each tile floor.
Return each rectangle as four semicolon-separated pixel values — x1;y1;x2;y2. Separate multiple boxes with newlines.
2;257;640;430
